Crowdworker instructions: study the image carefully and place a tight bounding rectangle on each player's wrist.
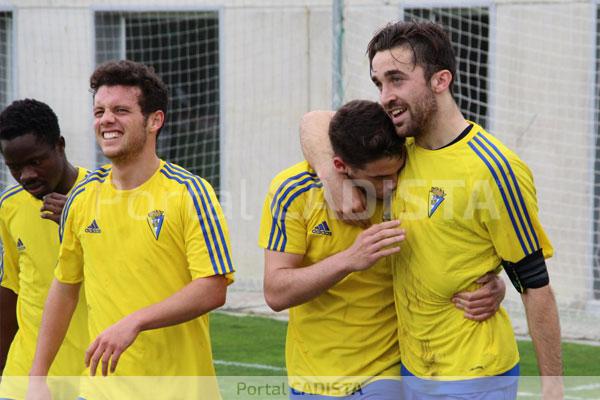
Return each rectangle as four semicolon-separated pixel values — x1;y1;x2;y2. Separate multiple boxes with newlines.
29;363;50;377
335;250;359;274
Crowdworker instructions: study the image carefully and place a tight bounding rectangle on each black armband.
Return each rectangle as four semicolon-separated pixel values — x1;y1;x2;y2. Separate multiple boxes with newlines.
502;249;549;293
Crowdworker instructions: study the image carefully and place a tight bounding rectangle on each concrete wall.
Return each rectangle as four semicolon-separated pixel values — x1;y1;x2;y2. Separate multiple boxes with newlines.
3;0;600;336
0;0;333;291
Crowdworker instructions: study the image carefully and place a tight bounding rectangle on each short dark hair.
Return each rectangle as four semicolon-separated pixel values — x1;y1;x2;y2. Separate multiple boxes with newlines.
90;60;168;121
0;99;60;147
329;100;404;169
367;20;457;93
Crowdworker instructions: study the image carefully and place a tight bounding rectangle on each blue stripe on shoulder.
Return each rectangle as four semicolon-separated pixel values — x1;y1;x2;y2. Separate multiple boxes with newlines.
0;185;24;209
166;163;234;274
59;168;109;242
160;166;222;275
472;135;535;253
468;140;529;256
276;182;322;251
267;172;319;250
476;133;540;250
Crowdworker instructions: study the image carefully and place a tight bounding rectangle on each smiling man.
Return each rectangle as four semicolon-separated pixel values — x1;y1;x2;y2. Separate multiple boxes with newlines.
260;100;407;399
0;99;89;400
300;20;562;400
27;61;234;400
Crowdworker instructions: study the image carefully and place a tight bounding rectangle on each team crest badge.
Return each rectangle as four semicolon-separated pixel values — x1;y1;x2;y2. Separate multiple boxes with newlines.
428;187;446;218
147;210;165;240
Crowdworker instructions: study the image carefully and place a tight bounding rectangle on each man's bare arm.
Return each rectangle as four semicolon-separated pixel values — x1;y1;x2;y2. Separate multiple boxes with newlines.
300;111;368;226
85;275;228;376
0;286;18;373
522;285;563;399
264;220;405;311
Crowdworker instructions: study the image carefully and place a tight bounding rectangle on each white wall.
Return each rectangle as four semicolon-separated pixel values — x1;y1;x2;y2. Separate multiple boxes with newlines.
5;0;600;336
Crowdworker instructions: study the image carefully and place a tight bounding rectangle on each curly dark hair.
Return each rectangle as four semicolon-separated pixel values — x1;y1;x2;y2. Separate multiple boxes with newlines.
329;100;405;169
0;99;60;147
367;20;457;94
90;60;168;123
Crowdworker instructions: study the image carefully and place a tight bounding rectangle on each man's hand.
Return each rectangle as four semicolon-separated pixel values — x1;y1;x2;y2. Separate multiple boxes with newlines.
452;272;506;321
342;220;405;271
322;173;370;228
26;376;51;400
85;316;141;376
40;193;68;224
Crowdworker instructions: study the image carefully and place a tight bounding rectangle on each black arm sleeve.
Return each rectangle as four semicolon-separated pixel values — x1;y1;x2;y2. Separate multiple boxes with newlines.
502;249;549;293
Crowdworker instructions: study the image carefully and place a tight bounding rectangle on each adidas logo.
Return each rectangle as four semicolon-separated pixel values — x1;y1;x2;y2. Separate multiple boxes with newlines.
85;219;101;234
16;238;25;251
311;221;332;236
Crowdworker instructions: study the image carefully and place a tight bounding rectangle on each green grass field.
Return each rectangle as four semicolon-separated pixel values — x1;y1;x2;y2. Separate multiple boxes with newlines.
210;312;600;398
211;312;600;377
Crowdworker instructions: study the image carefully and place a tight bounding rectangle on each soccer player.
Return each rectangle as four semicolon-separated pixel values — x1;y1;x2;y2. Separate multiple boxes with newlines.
260;100;406;398
301;21;562;399
261;99;506;399
27;61;234;400
0;99;89;400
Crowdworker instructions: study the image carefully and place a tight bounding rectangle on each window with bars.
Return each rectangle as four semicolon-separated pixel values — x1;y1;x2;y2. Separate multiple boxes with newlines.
0;12;13;189
95;11;221;190
403;7;490;128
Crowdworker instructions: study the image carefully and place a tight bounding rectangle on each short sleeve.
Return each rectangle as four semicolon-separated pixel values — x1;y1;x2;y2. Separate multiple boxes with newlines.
477;152;553;263
258;174;312;255
54;195;84;284
0;215;20;293
181;177;235;283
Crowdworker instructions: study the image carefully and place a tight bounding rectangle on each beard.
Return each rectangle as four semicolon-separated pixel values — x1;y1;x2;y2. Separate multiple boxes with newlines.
396;88;438;138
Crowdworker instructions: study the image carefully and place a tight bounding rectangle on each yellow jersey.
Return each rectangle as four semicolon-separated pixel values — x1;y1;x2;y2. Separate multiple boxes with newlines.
55;160;234;397
0;167;89;399
258;161;400;396
393;123;553;379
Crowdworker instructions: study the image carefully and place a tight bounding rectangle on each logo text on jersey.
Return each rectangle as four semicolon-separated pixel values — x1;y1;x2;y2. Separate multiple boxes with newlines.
428;187;446;218
85;219;102;233
147;210;165;240
16;238;25;251
311;221;332;236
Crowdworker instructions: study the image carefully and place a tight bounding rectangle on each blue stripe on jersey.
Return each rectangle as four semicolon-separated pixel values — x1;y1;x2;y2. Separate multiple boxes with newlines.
471;136;535;254
0;185;24;209
473;135;536;253
165;163;234;274
59;186;87;242
276;182;322;251
477;133;540;250
160;168;219;275
267;172;319;250
59;168;109;242
160;164;225;275
468;141;529;255
269;171;318;216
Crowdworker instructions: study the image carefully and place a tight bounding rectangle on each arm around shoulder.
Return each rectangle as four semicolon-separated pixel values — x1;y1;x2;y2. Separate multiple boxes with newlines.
299;110;368;226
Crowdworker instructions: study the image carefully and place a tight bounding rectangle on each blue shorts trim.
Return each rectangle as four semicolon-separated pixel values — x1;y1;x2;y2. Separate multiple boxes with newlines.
401;364;519;396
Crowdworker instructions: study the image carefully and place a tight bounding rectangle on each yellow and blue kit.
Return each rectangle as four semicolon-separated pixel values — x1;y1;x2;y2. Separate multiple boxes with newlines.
56;161;234;398
0;167;89;400
259;161;401;397
393;123;552;395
